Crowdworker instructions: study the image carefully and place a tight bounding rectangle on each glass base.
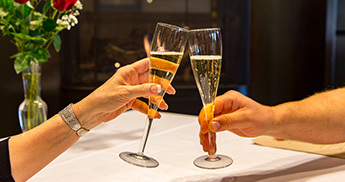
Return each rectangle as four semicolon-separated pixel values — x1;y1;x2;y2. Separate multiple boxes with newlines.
194;154;233;169
119;152;159;168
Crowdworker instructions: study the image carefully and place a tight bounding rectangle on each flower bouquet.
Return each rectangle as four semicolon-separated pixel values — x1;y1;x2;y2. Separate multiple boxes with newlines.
0;0;82;131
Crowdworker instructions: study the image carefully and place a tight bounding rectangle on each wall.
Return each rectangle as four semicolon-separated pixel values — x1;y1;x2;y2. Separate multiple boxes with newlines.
335;0;345;86
0;37;23;138
250;0;329;105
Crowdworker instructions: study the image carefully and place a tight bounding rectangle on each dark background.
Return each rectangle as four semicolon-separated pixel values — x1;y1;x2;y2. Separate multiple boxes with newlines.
0;0;344;138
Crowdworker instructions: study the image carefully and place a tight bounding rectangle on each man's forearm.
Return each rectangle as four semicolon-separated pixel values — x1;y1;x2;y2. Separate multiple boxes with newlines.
270;88;345;144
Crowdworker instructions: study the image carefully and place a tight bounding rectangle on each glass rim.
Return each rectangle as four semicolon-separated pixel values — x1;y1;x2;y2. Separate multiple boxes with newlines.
157;22;189;32
189;28;221;32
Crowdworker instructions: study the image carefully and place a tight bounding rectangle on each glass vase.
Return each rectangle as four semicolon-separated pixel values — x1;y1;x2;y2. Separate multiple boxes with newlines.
18;62;48;132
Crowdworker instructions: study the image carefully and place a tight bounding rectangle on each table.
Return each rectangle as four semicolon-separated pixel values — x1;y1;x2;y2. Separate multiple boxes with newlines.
29;111;345;182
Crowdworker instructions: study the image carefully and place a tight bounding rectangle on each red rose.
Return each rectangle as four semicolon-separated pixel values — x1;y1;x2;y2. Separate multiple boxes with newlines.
14;0;29;4
53;0;78;11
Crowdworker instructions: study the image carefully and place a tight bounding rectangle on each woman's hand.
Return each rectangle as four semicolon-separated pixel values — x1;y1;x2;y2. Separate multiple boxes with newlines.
73;58;175;129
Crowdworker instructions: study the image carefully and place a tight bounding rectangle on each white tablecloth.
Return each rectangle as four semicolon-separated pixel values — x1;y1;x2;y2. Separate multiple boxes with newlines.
29;111;345;182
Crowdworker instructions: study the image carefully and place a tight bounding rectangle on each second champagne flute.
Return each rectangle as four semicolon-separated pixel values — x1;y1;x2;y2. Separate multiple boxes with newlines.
119;23;189;168
189;28;233;169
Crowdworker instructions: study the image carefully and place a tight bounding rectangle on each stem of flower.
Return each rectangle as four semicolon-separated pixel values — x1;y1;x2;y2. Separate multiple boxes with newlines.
24;62;44;130
45;38;53;50
52;9;58;19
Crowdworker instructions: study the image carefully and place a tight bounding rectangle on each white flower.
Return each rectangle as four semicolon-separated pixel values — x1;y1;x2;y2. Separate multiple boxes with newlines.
69;14;78;25
56;19;71;30
57;13;79;30
75;0;83;10
62;15;69;21
73;10;80;16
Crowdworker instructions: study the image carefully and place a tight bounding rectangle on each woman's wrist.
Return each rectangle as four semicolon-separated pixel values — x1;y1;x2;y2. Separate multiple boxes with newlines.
71;100;100;130
59;104;90;137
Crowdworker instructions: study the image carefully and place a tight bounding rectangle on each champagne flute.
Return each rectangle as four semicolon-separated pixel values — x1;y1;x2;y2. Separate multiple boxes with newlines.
189;28;233;169
119;23;189;168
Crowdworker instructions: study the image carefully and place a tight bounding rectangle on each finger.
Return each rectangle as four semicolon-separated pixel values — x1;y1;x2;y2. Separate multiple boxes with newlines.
165;85;176;95
131;99;161;119
131;58;150;74
200;131;209;152
209;113;233;132
150;57;179;73
126;83;161;99
198;108;209;134
146;92;168;110
149;95;162;105
214;93;234;116
138;70;149;84
214;90;245;116
214;96;228;117
150;75;170;91
210;111;249;132
158;99;168;110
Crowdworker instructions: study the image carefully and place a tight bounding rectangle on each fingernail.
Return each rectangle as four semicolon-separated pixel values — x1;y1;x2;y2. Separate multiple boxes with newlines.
211;121;220;131
151;85;161;93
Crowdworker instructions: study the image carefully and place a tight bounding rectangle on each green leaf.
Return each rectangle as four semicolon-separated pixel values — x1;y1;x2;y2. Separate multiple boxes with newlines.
12;33;39;47
52;33;61;52
30;38;45;46
42;1;51;15
42;18;57;32
29;29;40;37
14;52;31;74
10;51;23;59
33;48;50;64
12;32;31;40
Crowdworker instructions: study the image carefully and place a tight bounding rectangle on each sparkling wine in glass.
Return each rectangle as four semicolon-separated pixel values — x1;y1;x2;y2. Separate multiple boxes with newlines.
189;28;233;169
119;23;188;168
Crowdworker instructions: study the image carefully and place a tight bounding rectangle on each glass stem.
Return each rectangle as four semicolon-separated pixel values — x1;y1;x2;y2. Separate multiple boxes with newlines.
138;118;154;155
208;130;217;156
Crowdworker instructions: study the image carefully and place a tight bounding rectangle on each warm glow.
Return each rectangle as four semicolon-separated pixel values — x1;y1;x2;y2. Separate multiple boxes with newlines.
114;62;121;68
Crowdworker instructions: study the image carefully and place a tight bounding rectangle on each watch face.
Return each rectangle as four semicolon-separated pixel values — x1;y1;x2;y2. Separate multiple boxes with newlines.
77;128;89;137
